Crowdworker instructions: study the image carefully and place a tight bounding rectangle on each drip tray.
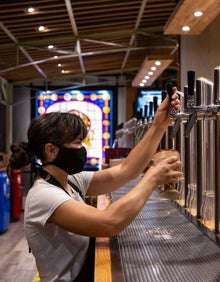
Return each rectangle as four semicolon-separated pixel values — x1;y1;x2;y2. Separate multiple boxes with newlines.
112;181;220;282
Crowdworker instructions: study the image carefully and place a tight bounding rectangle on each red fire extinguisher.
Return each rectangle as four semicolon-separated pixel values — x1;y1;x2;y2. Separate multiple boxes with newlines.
11;169;22;221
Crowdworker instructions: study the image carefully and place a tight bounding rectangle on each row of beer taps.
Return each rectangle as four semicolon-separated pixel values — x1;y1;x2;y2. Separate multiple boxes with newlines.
133;66;220;147
134;96;159;144
170;67;220;139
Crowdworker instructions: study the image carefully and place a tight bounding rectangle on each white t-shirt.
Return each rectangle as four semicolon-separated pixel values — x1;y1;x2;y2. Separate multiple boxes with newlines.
24;171;94;282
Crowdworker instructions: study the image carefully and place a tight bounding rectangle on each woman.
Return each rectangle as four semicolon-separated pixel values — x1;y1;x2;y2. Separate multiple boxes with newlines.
8;91;182;281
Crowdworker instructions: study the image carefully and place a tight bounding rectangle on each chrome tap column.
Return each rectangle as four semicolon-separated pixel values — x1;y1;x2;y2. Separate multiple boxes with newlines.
214;67;220;233
196;77;215;223
168;68;220;240
160;90;169;149
186;71;197;186
184;71;197;213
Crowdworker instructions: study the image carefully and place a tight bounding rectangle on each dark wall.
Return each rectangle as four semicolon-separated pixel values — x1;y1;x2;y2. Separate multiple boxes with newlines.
13;86;32;200
0;103;6;152
13;87;31;143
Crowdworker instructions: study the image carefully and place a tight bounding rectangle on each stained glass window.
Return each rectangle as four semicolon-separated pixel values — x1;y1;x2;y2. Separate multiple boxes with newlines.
35;89;114;170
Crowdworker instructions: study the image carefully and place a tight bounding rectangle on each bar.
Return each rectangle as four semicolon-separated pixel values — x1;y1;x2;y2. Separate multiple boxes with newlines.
94;178;220;281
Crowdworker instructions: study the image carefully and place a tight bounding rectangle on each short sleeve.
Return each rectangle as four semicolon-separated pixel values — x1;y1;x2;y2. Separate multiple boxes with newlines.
67;171;94;198
25;179;72;226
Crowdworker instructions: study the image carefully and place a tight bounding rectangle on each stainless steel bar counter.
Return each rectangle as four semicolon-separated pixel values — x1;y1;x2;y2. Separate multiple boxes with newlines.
96;177;220;282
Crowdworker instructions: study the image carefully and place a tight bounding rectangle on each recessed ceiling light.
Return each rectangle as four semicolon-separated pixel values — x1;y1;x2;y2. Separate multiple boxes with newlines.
140;83;144;87
182;25;190;32
48;45;54;49
38;25;45;32
155;61;161;66
27;7;35;13
164;1;219;35
132;58;173;87
58;63;62;67
151;66;157;71
194;11;203;17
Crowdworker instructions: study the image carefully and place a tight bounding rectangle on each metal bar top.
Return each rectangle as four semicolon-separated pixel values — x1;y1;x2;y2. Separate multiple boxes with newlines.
111;177;220;282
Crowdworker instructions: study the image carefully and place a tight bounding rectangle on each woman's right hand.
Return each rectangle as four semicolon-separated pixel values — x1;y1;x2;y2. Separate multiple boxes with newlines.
152;88;181;130
143;156;183;188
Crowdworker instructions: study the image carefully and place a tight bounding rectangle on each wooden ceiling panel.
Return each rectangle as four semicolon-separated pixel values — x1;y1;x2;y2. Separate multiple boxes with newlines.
0;0;183;87
2;66;43;82
83;53;125;72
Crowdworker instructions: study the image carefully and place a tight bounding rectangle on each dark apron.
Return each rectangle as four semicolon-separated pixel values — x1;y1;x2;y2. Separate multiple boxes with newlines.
73;237;95;282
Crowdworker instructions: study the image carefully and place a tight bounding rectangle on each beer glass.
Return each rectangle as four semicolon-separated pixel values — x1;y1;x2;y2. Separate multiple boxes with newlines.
203;191;215;230
153;149;181;199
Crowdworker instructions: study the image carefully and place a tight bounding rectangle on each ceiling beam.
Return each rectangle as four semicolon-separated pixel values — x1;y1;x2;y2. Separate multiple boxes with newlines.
0;44;176;75
0;21;47;78
65;0;85;74
11;62;177;87
0;26;166;50
122;0;149;69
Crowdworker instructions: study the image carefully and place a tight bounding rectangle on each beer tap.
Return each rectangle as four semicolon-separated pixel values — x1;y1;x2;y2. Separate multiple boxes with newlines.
214;66;220;106
184;76;220;138
142;105;149;136
187;70;196;107
144;101;153;133
141;101;154;139
136;106;148;143
184;67;220;138
214;66;220;232
135;109;143;145
165;82;188;140
184;70;197;138
166;82;178;118
153;96;158;114
148;101;153;123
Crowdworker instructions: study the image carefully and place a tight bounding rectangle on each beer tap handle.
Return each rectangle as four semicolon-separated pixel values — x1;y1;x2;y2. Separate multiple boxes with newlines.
187;70;195;96
184;111;197;137
183;86;188;110
139;108;143;119
166;82;177;117
170;118;181;139
153;96;158;114
166;82;174;101
187;70;195;107
149;101;153;117
144;105;148;118
214;67;220;104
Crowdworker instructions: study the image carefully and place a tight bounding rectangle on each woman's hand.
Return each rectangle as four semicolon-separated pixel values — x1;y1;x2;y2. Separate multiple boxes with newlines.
153;87;181;130
143;156;183;188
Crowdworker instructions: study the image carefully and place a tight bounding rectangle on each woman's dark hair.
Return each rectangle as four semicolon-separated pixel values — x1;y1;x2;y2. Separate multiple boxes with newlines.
8;112;87;169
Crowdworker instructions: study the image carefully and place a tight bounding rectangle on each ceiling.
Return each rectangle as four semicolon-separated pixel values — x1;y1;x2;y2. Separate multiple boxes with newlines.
0;0;181;89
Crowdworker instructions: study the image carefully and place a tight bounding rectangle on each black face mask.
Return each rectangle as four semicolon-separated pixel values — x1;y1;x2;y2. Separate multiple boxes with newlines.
52;146;87;175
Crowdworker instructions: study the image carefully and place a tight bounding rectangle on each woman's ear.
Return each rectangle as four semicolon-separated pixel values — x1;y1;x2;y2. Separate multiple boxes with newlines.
44;143;59;161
